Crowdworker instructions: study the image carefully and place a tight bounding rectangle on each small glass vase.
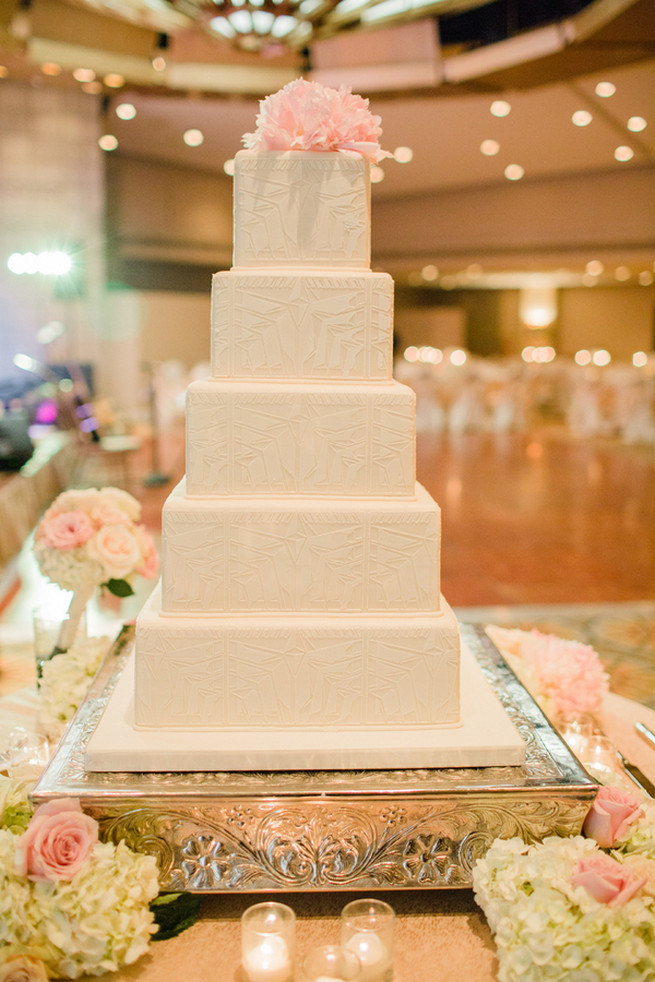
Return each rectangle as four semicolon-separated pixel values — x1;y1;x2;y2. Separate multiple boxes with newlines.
33;604;87;686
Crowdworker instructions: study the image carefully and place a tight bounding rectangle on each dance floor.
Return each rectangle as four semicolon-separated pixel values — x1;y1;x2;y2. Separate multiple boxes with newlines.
0;424;654;706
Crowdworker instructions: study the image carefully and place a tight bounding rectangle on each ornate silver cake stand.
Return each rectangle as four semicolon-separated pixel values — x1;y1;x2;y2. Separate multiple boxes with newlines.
32;623;597;892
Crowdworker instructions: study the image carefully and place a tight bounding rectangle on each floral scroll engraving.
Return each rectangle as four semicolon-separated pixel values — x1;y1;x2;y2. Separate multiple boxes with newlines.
97;794;591;892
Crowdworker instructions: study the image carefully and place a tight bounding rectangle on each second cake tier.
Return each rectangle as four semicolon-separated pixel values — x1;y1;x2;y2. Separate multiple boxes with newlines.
161;480;441;614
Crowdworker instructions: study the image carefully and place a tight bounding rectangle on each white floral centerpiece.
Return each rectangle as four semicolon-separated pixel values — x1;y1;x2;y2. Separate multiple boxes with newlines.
0;777;200;979
0;777;159;979
33;487;158;654
474;782;655;980
37;636;113;742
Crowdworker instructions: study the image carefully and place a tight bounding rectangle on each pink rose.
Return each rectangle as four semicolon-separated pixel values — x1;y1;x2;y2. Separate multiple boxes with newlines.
583;785;644;847
571;852;646;906
88;503;131;528
135;525;159;579
0;956;49;982
40;510;95;551
14;798;98;882
86;524;142;580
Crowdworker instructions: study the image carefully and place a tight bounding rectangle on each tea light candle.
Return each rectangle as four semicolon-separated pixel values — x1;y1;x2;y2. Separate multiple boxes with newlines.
301;943;362;982
343;933;391;981
242;934;291;982
341;898;394;982
241;902;295;982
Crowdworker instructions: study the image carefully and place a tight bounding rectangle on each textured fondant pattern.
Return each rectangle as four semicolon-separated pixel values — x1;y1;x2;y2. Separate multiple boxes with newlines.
211;271;393;380
161;482;440;613
134;589;460;729
233;151;370;268
185;379;415;496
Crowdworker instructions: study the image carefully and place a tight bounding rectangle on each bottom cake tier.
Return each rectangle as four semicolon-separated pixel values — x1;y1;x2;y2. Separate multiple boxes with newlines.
133;584;460;730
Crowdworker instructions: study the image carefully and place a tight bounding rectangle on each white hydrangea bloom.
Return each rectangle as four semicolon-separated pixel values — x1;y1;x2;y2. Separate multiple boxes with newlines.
37;637;112;742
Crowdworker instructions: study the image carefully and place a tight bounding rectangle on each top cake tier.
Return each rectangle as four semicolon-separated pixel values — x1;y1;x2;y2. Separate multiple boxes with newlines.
233;150;370;269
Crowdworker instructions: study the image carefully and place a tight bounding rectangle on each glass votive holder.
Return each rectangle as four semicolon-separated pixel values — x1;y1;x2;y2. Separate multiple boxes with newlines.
341;899;394;982
1;726;50;780
301;944;363;982
241;902;295;982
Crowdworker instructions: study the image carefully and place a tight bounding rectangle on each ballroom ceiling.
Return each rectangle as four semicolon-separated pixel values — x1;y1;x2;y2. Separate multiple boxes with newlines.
0;0;654;285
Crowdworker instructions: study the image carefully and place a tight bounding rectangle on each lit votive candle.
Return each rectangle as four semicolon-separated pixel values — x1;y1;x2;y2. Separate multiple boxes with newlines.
241;902;295;982
301;943;362;982
341;899;394;982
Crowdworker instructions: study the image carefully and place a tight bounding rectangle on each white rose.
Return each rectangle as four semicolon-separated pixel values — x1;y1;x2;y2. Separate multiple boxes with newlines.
86;525;142;580
98;487;141;521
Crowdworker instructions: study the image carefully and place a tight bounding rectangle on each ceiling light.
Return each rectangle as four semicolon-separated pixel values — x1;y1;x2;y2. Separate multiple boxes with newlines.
0;66;8;78
633;352;648;367
638;271;654;286
592;349;611;366
421;264;438;281
595;81;616;98
40;63;61;76
393;146;413;163
480;139;500;156
627;116;647;132
614;145;634;162
115;103;136;120
152;56;166;71
183;129;204;147
370;165;385;183
586;260;603;276
571;110;592;127
99;134;118;151
504;164;524;181
82;82;103;94
615;266;631;281
490;100;511;117
104;73;125;88
223;158;236;176
449;349;467;366
575;350;592;366
73;68;95;82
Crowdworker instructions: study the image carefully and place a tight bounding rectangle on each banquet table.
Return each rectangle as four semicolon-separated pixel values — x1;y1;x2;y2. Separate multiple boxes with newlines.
2;686;655;982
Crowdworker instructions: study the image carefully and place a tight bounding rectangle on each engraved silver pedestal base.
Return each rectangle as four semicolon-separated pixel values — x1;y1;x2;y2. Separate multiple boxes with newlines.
33;624;597;892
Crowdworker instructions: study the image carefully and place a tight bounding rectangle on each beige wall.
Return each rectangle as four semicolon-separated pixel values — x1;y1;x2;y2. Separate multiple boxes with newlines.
558;287;654;359
138;290;211;368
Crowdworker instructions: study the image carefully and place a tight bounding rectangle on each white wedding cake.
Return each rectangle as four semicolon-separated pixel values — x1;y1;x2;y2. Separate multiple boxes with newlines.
92;81;522;771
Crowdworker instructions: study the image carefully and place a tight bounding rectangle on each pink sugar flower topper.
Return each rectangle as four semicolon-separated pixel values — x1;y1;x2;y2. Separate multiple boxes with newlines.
242;78;391;163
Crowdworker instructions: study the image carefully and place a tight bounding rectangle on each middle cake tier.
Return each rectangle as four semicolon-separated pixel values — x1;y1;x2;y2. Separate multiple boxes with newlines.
161;480;441;614
186;379;415;496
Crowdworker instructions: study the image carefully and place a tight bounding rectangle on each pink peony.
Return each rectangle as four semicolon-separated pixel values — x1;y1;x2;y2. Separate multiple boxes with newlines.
14;798;98;882
571;852;646;906
135;524;159;579
0;957;48;982
524;631;609;719
583;785;644;848
242;78;391;163
40;510;95;551
86;523;143;580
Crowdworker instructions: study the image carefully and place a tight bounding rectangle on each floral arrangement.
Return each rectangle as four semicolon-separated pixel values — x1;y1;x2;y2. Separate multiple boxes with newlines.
37;636;112;742
242;77;390;163
486;625;609;723
33;487;158;652
473;784;655;981
0;779;160;979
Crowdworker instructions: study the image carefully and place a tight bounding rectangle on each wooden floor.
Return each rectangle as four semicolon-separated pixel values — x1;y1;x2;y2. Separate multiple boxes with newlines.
417;428;655;607
132;423;655;609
